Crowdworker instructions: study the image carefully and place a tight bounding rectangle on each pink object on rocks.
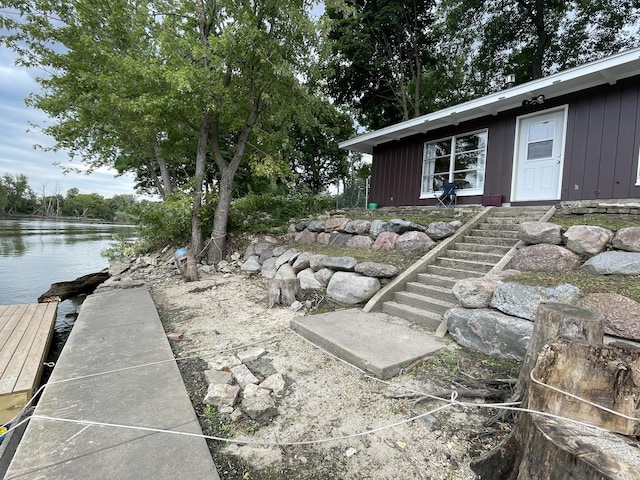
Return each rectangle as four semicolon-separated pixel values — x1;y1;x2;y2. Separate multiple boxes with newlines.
167;332;184;341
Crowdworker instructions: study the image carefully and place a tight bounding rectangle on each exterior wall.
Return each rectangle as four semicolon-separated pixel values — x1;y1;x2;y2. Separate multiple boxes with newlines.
369;75;640;207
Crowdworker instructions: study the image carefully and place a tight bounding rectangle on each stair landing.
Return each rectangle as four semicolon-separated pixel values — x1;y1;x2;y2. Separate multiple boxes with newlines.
290;309;444;379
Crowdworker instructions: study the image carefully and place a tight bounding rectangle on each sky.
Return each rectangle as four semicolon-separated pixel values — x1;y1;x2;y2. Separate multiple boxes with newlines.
0;43;139;199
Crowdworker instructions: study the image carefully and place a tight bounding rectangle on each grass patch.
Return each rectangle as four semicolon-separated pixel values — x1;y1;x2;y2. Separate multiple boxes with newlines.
550;213;639;232
507;270;640;302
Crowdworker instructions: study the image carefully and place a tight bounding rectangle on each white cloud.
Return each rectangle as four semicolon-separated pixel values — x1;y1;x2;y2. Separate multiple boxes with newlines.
0;46;138;199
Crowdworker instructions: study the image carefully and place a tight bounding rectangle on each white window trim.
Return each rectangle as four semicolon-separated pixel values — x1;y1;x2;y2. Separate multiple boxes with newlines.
419;129;488;199
636;147;640;186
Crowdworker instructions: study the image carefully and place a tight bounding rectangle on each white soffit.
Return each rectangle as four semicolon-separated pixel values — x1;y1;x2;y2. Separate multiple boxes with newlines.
339;47;640;154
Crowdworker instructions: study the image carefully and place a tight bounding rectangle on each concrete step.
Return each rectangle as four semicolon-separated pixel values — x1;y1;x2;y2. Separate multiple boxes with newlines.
424;264;485;280
490;207;549;217
445;249;505;263
381;301;443;330
452;242;512;255
468;229;520;239
436;257;494;273
476;222;519;231
415;273;458;289
393;291;455;315
405;282;456;303
290;310;444;379
461;235;518;247
484;216;539;225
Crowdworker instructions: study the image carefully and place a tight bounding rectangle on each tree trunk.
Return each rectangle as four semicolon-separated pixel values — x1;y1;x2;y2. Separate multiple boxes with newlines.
512;302;603;403
471;302;610;479
191;114;210;259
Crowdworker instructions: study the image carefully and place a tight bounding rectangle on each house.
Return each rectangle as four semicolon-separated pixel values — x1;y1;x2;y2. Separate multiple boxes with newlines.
339;48;640;207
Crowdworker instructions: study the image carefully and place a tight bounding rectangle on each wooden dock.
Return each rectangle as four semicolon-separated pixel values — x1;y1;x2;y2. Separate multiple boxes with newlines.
0;304;57;425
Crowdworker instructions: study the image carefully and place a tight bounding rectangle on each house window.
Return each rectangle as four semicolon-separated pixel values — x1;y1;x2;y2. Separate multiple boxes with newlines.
421;130;487;196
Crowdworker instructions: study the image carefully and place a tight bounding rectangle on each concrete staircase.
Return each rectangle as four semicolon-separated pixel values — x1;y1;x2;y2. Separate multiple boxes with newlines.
379;206;551;330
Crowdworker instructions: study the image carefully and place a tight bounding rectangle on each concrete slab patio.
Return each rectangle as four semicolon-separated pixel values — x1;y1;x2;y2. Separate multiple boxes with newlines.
4;288;219;480
290;309;444;379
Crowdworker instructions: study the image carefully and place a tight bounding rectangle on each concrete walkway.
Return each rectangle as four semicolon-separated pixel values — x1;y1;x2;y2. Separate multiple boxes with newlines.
291;309;444;379
4;288;219;480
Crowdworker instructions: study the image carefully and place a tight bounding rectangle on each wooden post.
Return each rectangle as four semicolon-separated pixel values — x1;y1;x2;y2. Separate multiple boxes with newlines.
469;302;640;479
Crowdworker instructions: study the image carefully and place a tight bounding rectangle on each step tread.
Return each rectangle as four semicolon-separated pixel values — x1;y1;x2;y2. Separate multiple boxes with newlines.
395;291;456;309
382;302;443;330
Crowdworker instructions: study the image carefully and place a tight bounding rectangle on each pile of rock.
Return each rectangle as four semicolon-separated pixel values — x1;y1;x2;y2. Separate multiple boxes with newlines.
287;217;461;255
445;223;640;360
511;222;640;274
203;347;286;423
240;237;399;305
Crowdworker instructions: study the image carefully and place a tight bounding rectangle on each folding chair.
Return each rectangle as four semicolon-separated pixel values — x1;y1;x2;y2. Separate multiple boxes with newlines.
436;181;457;207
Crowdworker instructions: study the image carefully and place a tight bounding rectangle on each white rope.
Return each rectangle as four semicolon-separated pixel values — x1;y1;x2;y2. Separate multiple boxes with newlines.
1;336;278;430
30;397;459;447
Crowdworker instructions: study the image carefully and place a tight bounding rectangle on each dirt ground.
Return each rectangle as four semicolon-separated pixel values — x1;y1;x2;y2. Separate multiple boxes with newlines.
148;268;519;480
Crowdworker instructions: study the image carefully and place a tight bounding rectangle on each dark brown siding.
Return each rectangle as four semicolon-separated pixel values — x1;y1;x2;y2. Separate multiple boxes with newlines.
369;74;640;206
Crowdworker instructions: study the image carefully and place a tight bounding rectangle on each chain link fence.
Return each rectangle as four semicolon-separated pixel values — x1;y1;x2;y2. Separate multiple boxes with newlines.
335;177;370;209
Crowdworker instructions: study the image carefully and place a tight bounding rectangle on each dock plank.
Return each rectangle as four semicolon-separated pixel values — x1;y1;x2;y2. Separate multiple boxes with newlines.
0;304;57;424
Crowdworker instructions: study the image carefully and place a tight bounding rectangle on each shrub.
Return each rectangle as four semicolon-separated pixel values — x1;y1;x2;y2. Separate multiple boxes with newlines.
229;193;334;234
131;193;192;249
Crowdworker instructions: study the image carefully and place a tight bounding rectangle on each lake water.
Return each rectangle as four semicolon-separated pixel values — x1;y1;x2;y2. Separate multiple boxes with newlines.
0;217;136;359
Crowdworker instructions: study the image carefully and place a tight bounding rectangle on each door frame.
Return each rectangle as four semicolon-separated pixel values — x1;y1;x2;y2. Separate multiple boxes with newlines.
510;105;569;202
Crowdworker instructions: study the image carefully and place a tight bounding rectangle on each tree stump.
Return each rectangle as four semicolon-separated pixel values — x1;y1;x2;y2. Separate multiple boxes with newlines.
268;264;300;308
471;302;640;479
176;249;199;282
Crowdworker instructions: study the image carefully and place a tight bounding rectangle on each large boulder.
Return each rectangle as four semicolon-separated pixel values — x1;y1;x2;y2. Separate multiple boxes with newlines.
295;229;318;244
324;217;350;232
342;220;371;235
388;218;426;234
308;254;327;271
260;257;278;279
320;256;358;272
512;244;581;272
291;252;312;273
326;272;381;305
240;256;262;273
582;251;640;275
426;222;457;241
306;220;326;233
612;227;640;252
563;225;614;256
370;220;392;239
275;248;299;269
346;235;374;249
371;231;398;251
452;276;503;308
489;282;582;321
316;232;330;245
578;293;640;341
354;262;399;278
297;268;325;290
518;221;562;245
395;231;435;256
445;307;533;361
244;240;276;260
327;232;352;247
314;268;335;286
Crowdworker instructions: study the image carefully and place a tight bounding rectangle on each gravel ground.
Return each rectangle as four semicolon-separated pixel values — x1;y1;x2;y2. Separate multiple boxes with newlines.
148;269;519;480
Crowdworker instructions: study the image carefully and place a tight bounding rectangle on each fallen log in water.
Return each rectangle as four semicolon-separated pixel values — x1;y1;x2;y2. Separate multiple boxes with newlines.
38;271;110;302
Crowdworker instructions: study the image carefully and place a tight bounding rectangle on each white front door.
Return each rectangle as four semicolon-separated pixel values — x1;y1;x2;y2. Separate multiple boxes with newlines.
512;108;566;202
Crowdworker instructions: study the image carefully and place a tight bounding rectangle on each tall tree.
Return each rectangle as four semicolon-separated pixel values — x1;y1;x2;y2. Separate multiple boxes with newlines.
438;0;640;91
2;0;315;263
322;0;437;130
